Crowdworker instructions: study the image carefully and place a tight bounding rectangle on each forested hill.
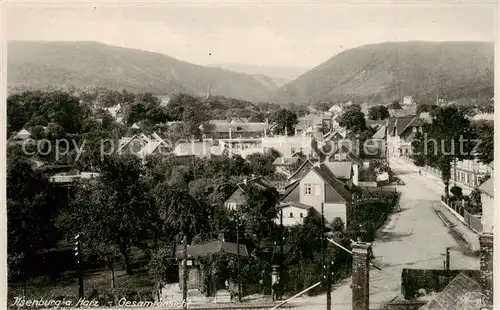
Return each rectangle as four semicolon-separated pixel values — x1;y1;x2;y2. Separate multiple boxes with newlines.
7;41;277;102
273;41;494;104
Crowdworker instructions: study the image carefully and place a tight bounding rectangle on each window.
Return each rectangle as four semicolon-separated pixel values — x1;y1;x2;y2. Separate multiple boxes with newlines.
289;212;294;218
412;127;417;132
334;154;341;160
419;127;423;133
340;154;347;160
314;184;321;196
300;213;304;218
304;184;312;195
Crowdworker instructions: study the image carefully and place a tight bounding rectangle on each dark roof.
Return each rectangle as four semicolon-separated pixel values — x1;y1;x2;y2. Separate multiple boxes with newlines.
372;125;386;139
280;180;300;202
226;176;275;204
419;273;482;310
279;201;314;210
327;146;362;165
387;116;417;136
273;157;301;166
322;162;353;180
287;159;314;183
175;241;249;259
313;164;352;202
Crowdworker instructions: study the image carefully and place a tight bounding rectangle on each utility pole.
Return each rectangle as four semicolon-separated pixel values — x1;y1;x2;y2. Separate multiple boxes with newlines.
182;235;188;310
236;214;242;303
445;247;450;271
326;259;333;310
320;202;332;310
74;234;84;299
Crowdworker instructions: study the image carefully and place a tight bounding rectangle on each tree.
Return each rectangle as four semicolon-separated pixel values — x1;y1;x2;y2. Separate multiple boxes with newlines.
273;109;298;136
389;101;402;109
338;106;367;134
240;185;279;240
71;154;153;274
313;102;331;112
416;103;437;115
7;155;59;289
424;107;475;193
470;120;494;164
246;152;278;176
368;105;389;120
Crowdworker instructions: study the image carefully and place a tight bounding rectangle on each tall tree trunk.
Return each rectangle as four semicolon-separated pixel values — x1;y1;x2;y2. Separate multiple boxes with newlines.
120;245;132;274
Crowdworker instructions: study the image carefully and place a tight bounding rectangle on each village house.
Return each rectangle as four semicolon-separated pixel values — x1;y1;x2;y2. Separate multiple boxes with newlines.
386;115;424;158
275;201;319;226
261;136;314;158
118;132;171;159
175;234;248;292
224;176;275;210
280;162;353;227
451;159;493;188
325;145;363;166
201;120;271;140
478;176;494;234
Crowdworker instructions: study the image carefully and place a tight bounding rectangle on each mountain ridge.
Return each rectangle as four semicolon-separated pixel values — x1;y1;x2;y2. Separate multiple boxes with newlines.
274;41;494;104
7;40;277;102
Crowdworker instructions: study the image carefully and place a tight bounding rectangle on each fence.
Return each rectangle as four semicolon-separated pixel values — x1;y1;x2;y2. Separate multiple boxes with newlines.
440;196;482;233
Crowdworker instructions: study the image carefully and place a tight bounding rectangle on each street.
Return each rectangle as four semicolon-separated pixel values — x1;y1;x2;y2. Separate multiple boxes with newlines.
288;158;480;310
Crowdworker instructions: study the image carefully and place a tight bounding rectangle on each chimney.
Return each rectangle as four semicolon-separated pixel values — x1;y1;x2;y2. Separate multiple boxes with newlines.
479;232;494;308
243;178;247;185
351;241;372;310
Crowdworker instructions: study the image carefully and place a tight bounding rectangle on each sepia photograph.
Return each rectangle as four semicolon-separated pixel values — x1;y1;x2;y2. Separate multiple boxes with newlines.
2;1;497;309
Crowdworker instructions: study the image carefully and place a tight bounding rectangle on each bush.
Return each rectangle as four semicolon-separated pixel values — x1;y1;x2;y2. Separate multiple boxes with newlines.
450;185;463;197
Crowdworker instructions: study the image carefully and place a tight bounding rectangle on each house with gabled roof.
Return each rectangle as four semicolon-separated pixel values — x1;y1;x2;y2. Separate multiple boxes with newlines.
275;201;320;226
280;162;353;227
118;132;171;159
386;115;424;158
224;176;275;210
325;145;363;166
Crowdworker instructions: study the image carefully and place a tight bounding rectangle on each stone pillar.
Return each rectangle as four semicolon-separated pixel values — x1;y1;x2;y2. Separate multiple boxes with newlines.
351;241;372;310
479;233;494;308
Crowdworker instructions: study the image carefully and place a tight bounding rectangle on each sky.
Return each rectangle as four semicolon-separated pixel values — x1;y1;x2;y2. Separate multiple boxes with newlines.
3;1;498;68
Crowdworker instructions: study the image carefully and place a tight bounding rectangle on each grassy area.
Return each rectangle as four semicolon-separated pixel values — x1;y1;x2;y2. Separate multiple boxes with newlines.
8;247;156;306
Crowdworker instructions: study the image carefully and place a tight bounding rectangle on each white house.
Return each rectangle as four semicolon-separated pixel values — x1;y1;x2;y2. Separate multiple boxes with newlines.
386;116;424;158
275;202;318;226
280;162;352;227
478;177;494;234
